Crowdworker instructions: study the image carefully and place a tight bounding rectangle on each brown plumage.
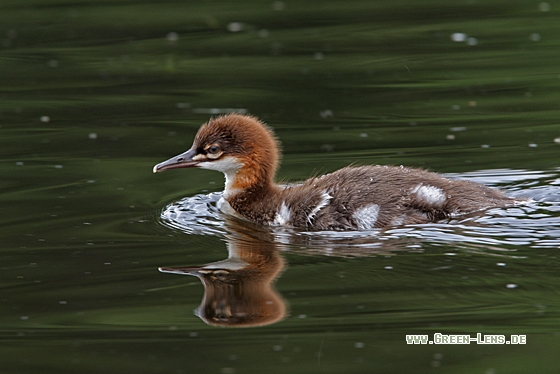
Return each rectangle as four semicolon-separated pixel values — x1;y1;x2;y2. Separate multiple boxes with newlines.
154;114;518;230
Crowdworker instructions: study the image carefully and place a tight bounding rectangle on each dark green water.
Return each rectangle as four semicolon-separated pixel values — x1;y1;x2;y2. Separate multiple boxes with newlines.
2;1;560;373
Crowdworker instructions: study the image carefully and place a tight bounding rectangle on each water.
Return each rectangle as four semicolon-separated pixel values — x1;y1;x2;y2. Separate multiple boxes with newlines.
2;0;560;373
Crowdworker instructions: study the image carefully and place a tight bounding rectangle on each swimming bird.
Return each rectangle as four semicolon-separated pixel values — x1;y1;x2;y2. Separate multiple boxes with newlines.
153;114;516;230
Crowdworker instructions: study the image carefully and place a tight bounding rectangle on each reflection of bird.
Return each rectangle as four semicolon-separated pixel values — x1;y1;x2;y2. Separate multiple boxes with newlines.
154;114;517;230
159;222;286;328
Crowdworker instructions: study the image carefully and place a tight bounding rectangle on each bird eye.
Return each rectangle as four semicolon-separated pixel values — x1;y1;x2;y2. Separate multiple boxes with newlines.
212;270;229;280
206;144;222;156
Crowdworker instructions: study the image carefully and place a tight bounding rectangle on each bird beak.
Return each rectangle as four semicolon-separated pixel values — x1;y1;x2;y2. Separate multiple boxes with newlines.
153;148;199;173
158;266;201;276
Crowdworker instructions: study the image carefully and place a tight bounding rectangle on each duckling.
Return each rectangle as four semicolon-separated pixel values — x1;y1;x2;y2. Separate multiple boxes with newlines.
154;114;516;230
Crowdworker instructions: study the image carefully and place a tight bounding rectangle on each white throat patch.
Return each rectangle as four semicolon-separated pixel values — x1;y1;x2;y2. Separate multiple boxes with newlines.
197;156;243;198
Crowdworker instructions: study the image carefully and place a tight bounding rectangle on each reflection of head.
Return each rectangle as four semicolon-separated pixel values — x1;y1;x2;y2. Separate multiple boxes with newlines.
192;265;286;327
159;221;286;327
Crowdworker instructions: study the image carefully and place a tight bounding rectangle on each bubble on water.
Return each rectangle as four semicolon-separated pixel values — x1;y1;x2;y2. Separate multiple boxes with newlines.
467;37;478;46
554;137;560;144
530;33;541;42
481;144;490;148
88;133;98;140
320;109;333;118
354;342;365;348
446;134;456;140
321;144;335;152
47;59;59;68
166;31;179;42
272;1;285;11
506;283;518;289
258;29;270;38
451;33;468;42
314;52;324;60
528;143;538;148
40;116;50;123
227;22;245;32
538;2;550;11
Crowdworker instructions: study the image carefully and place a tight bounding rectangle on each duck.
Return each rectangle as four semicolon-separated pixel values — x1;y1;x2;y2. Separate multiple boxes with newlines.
153;113;517;230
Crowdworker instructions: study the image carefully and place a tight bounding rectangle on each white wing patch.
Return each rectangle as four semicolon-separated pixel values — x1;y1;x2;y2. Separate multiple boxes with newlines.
272;202;292;226
411;184;447;207
352;204;380;230
307;192;332;224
